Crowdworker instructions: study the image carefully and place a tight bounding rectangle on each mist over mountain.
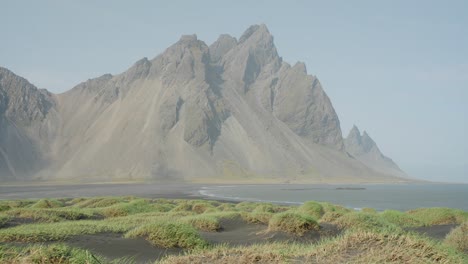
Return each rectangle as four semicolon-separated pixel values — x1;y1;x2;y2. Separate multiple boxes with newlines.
344;125;407;178
0;25;408;183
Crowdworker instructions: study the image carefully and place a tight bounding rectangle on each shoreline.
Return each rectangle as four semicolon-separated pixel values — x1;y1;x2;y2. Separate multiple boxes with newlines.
1;182;467;211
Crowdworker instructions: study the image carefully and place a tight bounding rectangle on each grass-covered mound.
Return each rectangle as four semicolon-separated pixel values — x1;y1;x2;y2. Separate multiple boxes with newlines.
0;197;466;263
333;212;399;232
380;209;422;227
268;212;320;235
0;244;104;263
159;230;467;264
444;221;468;252
0;214;10;228
125;221;208;249
407;207;468;226
297;201;324;219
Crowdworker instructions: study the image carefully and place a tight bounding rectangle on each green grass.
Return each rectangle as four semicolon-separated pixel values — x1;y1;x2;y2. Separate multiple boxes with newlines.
0;196;466;263
407;207;468;226
380;209;423;227
297;201;324;219
73;197;125;208
4;207;97;223
268;212;320;235
181;214;221;231
101;199;156;217
0;214;10;228
241;211;273;224
234;201;258;212
333;212;400;232
125;220;208;249
0;243;105;263
158;229;468;264
31;199;65;209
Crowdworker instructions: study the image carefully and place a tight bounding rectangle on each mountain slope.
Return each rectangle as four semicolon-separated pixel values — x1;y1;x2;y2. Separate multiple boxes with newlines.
0;25;408;183
0;67;59;179
344;125;407;178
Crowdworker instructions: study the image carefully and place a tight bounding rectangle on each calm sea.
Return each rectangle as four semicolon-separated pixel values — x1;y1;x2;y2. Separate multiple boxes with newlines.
199;184;468;211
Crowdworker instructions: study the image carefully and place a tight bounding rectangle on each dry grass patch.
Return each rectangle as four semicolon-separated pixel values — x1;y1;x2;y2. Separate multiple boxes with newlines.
305;230;467;264
444;221;468;252
158;242;303;264
0;244;104;263
241;211;272;224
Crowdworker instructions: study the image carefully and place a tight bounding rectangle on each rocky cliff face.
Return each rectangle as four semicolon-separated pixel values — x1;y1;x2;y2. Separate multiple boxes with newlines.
0;67;58;179
344;125;407;178
0;25;407;183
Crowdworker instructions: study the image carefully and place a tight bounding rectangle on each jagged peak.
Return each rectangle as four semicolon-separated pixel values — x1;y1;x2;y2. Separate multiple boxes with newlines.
348;125;361;137
209;34;238;63
179;34;198;42
292;62;307;74
361;130;376;144
134;57;149;66
215;34;237;44
239;24;272;44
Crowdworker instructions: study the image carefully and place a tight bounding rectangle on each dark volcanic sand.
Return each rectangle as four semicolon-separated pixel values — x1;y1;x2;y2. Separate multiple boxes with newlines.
200;217;341;246
407;224;458;240
0;183;204;200
65;233;182;263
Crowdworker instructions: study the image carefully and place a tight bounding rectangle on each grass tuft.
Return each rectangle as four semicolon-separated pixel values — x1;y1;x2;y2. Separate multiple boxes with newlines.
444;221;468;252
125;220;208;249
407;207;468;226
268;212;319;236
0;214;10;228
297;201;324;219
181;215;221;231
241;211;273;224
0;243;104;263
31;199;64;209
380;209;422;227
333;212;399;232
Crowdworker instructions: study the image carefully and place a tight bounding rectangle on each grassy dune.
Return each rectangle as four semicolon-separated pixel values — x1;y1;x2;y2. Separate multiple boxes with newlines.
0;197;466;263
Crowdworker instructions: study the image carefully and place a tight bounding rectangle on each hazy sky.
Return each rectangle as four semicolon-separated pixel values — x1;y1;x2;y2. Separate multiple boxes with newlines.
2;1;467;183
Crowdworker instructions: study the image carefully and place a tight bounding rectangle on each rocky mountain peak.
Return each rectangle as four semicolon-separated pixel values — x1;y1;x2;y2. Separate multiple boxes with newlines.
221;24;281;93
345;126;377;155
292;62;307;74
149;33;210;85
0;25;407;182
209;34;237;63
344;126;406;178
0;67;54;123
239;24;271;43
361;131;376;151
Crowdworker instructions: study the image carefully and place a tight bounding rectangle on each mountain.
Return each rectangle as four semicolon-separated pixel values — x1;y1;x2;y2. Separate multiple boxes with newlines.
0;24;408;183
344;125;407;178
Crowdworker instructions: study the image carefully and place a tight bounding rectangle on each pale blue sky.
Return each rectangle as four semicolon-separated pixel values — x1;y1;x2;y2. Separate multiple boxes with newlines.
1;1;467;182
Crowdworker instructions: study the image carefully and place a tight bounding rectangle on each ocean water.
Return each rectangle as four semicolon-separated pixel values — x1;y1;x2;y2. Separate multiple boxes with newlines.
199;184;468;211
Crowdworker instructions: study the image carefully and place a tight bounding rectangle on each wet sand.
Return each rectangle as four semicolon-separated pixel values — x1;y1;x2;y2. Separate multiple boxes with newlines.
65;233;182;263
0;183;204;200
407;224;457;240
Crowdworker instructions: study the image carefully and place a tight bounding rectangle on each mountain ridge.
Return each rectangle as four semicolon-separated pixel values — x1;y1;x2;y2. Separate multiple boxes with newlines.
0;25;408;183
344;125;407;178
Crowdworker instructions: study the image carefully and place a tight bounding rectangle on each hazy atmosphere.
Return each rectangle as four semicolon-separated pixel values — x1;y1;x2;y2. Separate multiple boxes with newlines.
2;0;467;182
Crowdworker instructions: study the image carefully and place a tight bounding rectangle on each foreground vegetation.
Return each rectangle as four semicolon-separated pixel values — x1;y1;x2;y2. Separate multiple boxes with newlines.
0;196;466;263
